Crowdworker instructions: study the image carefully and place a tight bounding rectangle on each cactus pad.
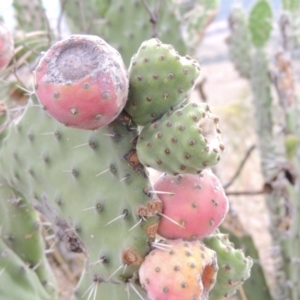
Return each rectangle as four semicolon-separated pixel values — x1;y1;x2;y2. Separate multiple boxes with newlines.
203;232;253;300
125;38;201;126
136;102;224;174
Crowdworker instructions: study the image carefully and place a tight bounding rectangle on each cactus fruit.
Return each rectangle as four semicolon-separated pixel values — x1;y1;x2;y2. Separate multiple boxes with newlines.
203;232;253;300
153;170;229;240
139;238;218;300
125;38;201;126
137;102;224;174
0;24;14;71
34;35;129;130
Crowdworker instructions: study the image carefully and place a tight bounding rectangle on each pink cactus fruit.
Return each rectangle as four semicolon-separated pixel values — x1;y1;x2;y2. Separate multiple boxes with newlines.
154;169;229;240
34;35;129;130
139;239;218;300
0;23;14;70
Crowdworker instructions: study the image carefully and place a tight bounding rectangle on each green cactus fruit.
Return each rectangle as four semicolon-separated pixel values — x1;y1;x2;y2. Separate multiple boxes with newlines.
0;238;52;300
249;0;273;47
0;183;57;295
153;170;229;240
0;97;161;285
34;35;129;130
136;102;224;174
0;23;14;71
203;232;253;300
125;38;201;126
139;238;218;300
228;5;253;78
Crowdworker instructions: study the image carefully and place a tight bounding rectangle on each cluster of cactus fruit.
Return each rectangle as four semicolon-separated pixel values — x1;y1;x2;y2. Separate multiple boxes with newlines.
0;18;253;300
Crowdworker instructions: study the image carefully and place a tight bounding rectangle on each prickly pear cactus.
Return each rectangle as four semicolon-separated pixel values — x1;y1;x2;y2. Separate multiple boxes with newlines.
203;232;253;300
136;102;224;174
0;97;161;296
0;238;52;300
125;38;201;126
0;184;57;296
62;0;187;66
227;5;252;78
249;0;273;48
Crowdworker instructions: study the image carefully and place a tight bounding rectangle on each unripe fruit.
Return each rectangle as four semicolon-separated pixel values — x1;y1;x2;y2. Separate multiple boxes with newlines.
34;35;129;130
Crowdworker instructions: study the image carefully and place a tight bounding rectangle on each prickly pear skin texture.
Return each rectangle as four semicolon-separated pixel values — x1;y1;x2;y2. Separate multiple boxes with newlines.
0;238;52;300
137;102;224;175
154;170;229;240
0;98;161;284
139;239;218;300
203;233;253;300
125;38;201;125
34;34;129;130
0;23;14;70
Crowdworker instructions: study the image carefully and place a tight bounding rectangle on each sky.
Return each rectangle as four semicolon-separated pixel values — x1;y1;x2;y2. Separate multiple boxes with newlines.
0;0;282;31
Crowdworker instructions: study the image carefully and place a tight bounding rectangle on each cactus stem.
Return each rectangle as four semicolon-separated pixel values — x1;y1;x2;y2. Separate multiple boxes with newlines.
157;213;185;229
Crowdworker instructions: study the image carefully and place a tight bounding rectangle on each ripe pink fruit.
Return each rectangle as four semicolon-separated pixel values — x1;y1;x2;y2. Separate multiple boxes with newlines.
154;170;229;240
0;23;14;70
139;239;218;300
34;35;129;130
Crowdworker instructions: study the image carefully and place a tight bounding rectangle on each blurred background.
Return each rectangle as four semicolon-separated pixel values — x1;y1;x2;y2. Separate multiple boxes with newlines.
1;0;300;299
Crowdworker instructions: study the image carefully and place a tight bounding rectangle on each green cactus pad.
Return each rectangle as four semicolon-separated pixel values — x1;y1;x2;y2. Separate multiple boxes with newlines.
0;184;57;295
125;38;201;126
62;0;187;66
0;238;52;300
203;232;253;300
249;0;273;47
0;97;161;286
136;102;224;174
